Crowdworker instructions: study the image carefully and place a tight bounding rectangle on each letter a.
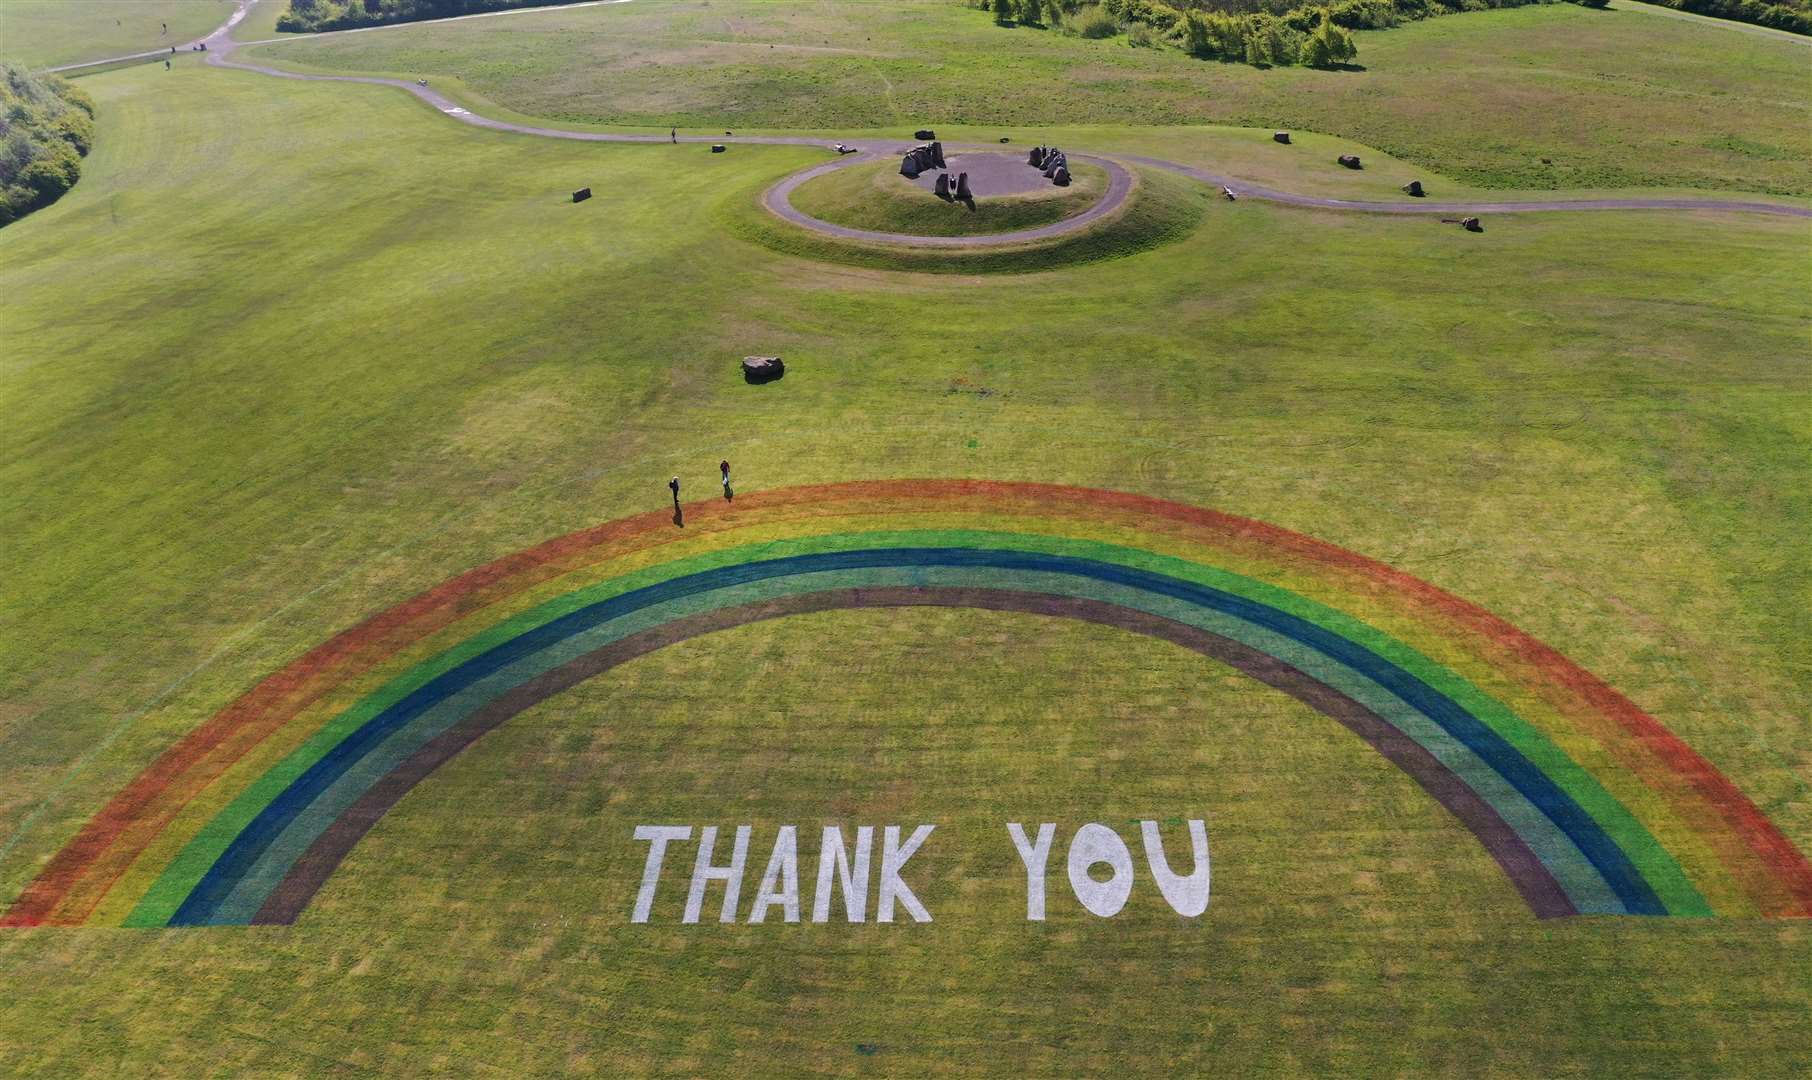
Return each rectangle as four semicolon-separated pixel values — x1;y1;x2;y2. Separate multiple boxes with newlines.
748;826;800;924
1007;822;1056;921
812;825;873;922
1141;819;1211;917
877;824;935;923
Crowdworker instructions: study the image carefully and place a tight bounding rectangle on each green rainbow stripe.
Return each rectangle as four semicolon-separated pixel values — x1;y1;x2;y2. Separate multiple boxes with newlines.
5;482;1807;927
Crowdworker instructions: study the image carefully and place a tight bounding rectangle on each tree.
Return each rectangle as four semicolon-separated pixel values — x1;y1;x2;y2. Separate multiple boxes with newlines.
1243;14;1300;66
1183;11;1212;56
1018;0;1044;25
1044;0;1065;27
1304;15;1357;67
994;0;1015;25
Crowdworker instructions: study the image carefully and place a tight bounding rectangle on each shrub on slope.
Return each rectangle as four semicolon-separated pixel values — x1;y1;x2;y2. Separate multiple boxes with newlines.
0;63;94;228
276;0;580;33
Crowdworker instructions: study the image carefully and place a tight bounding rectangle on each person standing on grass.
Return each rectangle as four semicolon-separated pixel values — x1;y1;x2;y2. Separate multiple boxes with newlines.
671;128;678;144
720;460;733;498
669;476;681;506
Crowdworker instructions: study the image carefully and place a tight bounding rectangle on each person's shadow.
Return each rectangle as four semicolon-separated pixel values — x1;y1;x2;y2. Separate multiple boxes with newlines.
723;483;734;502
672;502;685;528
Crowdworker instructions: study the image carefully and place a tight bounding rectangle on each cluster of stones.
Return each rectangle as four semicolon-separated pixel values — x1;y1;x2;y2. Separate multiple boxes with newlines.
899;141;947;179
933;172;974;202
1027;146;1071;187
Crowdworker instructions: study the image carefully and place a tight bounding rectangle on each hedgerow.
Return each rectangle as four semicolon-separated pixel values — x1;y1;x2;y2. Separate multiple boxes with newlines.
0;63;95;228
275;0;575;33
970;0;1806;69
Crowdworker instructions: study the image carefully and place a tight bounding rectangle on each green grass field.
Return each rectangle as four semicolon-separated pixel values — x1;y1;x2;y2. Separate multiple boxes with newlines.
250;0;1812;195
1;1;1809;1074
0;0;232;68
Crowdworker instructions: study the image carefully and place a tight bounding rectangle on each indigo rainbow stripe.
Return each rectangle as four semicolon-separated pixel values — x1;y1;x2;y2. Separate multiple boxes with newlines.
6;481;1809;926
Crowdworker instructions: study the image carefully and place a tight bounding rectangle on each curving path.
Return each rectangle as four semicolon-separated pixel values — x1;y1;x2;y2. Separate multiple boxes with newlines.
87;0;1812;237
761;150;1135;248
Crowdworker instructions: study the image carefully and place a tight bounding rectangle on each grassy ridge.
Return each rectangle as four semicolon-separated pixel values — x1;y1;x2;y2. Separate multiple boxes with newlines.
0;26;1808;1077
727;161;1208;272
250;0;1812;194
0;0;232;69
789;158;1110;236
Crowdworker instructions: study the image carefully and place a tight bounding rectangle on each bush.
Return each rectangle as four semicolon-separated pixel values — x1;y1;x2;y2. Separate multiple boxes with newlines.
1302;13;1358;65
0;63;94;228
1080;9;1122;35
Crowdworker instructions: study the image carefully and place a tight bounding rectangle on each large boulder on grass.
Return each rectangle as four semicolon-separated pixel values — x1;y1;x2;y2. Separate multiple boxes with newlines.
742;356;785;383
1337;154;1362;169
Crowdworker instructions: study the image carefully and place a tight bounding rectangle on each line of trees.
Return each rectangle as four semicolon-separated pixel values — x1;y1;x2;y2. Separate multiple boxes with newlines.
1;63;95;228
276;0;574;33
977;0;1806;66
1651;0;1810;35
978;0;1369;65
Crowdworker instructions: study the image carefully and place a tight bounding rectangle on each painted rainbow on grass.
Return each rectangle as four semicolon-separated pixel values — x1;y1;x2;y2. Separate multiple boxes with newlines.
7;481;1809;927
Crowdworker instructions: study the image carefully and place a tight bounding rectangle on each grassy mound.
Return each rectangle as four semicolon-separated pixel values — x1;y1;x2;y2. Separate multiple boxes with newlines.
730;162;1207;274
788;159;1110;238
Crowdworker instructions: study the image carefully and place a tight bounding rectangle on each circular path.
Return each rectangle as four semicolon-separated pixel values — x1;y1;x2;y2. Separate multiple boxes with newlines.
130;0;1812;239
762;149;1133;248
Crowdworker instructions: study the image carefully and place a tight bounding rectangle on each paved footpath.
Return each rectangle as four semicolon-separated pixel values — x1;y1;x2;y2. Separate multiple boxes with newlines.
64;0;1812;239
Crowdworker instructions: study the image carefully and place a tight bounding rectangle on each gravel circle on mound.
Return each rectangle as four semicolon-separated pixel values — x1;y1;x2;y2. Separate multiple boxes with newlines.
902;151;1072;198
764;145;1133;249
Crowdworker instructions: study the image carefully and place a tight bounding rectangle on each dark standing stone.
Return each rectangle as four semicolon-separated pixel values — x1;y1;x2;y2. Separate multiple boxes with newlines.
1337;154;1362;169
930;141;946;169
1402;180;1425;197
1052;165;1071;187
1274;131;1291;144
742;356;785;383
711;144;726;153
572;188;591;203
934;173;952;200
1462;217;1483;232
1028;146;1045;168
955;172;972;200
914;129;936;140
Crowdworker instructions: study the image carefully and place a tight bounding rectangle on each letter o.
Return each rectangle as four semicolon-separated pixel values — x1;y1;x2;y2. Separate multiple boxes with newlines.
1066;823;1134;918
